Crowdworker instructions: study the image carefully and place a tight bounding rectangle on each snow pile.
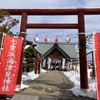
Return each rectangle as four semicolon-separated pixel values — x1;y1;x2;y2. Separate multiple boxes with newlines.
64;69;97;99
15;69;47;91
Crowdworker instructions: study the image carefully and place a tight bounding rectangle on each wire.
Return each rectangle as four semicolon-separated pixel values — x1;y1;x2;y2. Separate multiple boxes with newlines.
29;34;77;37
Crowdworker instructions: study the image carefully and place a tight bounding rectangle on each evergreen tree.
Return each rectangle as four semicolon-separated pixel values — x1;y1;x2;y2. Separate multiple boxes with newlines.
26;40;33;45
86;33;93;49
24;40;37;72
0;9;19;45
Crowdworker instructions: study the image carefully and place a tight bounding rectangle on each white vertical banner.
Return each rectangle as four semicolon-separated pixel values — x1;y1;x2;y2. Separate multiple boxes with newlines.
47;57;51;69
43;59;46;68
62;58;65;69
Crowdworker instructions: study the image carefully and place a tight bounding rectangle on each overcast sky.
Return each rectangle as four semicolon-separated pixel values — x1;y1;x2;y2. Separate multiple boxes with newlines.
0;0;100;43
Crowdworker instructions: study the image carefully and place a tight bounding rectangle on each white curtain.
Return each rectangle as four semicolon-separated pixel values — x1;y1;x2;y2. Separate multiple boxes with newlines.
62;58;65;69
43;59;46;68
47;57;51;69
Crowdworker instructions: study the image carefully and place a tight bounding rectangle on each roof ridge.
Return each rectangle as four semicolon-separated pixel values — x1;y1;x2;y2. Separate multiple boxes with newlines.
38;42;77;45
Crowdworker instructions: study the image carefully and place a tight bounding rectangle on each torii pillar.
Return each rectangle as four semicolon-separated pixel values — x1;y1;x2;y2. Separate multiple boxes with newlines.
16;12;27;87
78;12;88;92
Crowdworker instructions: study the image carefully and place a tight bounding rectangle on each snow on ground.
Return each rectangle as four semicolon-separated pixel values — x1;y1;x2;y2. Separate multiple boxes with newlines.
64;68;97;99
15;68;97;99
15;69;47;91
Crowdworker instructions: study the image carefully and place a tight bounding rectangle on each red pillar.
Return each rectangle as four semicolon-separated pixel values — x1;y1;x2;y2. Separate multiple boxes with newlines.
17;12;27;85
78;12;88;90
34;55;38;74
38;60;40;74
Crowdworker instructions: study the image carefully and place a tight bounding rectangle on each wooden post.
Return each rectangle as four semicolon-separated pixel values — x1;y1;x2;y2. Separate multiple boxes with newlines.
16;12;27;87
38;60;40;74
92;51;95;78
34;54;38;74
78;12;89;91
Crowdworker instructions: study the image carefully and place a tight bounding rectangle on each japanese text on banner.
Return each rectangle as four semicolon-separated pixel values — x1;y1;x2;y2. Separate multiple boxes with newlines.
0;34;23;95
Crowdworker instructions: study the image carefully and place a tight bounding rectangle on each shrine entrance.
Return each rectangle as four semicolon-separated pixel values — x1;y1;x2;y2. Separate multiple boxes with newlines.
6;8;100;91
40;43;73;70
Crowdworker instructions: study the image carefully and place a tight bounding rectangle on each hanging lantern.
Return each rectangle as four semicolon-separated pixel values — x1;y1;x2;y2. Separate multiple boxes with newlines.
55;36;59;43
44;36;49;43
66;35;71;43
34;34;39;43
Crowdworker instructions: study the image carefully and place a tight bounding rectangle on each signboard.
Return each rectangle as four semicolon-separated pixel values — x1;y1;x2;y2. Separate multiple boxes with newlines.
0;34;23;95
94;32;100;100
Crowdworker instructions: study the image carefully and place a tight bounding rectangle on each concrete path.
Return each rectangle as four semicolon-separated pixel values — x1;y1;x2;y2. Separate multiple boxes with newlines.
11;70;96;100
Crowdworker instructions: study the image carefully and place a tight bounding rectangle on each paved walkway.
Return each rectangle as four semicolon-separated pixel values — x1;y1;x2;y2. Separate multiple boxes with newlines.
11;70;96;100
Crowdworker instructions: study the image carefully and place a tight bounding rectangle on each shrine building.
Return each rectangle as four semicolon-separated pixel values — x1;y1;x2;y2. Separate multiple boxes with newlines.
36;42;79;70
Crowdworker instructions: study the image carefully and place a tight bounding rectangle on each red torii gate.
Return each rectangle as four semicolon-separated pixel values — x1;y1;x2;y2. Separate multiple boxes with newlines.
5;8;100;91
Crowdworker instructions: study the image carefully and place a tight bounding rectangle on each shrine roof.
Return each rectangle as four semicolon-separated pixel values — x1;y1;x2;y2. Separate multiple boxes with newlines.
36;42;78;59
